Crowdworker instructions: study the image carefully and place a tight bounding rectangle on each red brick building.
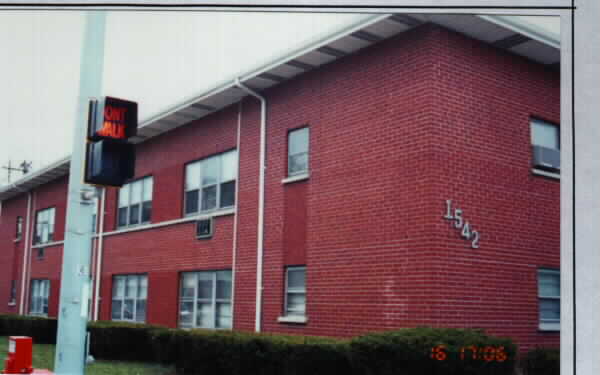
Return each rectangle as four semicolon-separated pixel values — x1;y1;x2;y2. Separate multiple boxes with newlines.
0;14;560;352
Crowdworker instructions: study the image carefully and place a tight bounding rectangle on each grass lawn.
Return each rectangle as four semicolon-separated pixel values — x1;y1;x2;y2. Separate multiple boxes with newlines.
0;336;174;375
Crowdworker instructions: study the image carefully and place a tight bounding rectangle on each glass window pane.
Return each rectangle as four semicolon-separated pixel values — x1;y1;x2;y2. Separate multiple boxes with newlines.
119;185;130;207
289;127;309;155
139;276;148;299
216;271;232;300
118;207;128;227
126;276;138;298
201;186;217;211
197;273;213;299
143;177;153;202
141;201;152;223
124;299;134;320
113;277;125;298
112;300;122;320
48;209;55;225
196;302;213;328
129;204;140;225
181;274;195;298
216;302;232;329
539;273;560;297
131;180;142;204
43;281;50;298
532;120;559;149
220;181;236;208
135;300;146;322
185;190;199;215
201;157;219;186
540;299;560;320
186;162;201;190
289;153;308;175
42;225;49;243
287;293;306;315
288;269;305;290
221;151;237;182
179;301;194;327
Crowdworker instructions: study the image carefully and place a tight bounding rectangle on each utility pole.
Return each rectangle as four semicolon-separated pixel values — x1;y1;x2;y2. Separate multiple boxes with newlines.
54;11;106;375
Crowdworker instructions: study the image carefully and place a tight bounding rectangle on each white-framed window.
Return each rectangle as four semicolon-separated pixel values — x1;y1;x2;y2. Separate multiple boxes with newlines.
288;127;309;177
111;274;148;323
117;176;153;228
284;266;306;317
34;207;55;245
179;270;232;329
29;279;49;316
538;268;560;330
91;197;98;233
16;216;23;240
9;280;16;305
184;150;237;216
531;118;560;150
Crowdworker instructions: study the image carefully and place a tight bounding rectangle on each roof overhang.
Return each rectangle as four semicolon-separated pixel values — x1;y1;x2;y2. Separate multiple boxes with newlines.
0;13;559;202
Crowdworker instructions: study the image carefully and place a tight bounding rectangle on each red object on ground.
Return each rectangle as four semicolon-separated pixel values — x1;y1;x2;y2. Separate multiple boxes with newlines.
3;336;33;374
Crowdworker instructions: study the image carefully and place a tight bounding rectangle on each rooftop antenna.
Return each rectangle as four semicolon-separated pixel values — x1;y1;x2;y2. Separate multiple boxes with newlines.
2;159;32;183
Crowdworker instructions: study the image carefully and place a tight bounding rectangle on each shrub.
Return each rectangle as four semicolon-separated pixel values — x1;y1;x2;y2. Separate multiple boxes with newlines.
349;327;517;375
87;320;165;362
0;314;57;344
522;347;559;375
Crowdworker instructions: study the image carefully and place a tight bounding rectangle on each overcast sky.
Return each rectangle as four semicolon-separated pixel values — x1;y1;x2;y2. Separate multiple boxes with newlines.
0;10;559;187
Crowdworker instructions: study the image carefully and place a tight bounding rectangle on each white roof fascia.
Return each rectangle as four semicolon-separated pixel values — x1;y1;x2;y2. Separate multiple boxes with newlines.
478;14;560;49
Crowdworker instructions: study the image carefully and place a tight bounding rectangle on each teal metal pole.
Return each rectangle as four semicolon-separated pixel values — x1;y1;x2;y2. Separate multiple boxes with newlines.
54;11;106;375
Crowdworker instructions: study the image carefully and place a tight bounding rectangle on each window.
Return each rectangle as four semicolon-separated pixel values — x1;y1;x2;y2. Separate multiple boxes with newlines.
284;267;306;317
288;127;309;176
117;176;153;228
91;197;98;233
184;150;237;215
29;279;49;316
111;274;147;323
531;119;559;150
538;269;560;330
9;280;16;304
179;270;232;329
16;216;23;239
34;208;55;245
36;247;45;260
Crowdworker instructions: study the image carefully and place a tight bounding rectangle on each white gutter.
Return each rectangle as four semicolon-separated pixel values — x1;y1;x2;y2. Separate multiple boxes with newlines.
93;187;106;321
234;78;266;333
18;192;32;315
230;101;242;325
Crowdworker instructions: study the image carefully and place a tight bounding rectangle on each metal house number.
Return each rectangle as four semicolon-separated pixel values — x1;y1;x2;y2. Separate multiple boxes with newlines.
443;200;480;249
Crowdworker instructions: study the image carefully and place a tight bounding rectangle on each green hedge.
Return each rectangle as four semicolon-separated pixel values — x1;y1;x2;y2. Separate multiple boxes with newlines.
522;347;559;375
1;314;519;375
0;314;57;344
349;327;517;375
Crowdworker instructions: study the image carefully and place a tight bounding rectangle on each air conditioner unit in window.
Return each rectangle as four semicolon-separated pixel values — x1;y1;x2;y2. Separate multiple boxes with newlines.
532;145;560;172
196;218;213;239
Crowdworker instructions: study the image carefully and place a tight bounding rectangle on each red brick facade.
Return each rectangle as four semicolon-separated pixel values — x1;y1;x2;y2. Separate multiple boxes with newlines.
0;24;559;352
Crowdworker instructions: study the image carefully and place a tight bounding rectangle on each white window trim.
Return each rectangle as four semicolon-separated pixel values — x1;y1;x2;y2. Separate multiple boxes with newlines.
279;266;307;323
184;150;238;217
532;168;560;180
282;173;310;185
111;274;147;323
117;176;153;229
179;270;233;330
287;127;310;178
34;207;55;245
538;268;560;331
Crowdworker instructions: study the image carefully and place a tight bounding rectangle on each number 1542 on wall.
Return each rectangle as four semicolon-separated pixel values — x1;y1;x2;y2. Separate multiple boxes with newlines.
444;199;480;249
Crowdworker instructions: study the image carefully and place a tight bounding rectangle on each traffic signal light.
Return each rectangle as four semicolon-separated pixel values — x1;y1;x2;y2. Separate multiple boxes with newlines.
84;96;137;187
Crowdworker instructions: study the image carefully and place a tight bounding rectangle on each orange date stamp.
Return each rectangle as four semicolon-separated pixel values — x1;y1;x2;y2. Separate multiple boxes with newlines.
430;345;508;362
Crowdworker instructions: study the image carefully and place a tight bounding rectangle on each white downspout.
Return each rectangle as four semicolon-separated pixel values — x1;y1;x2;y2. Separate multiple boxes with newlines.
234;78;266;333
93;187;106;321
19;192;32;315
230;101;242;326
